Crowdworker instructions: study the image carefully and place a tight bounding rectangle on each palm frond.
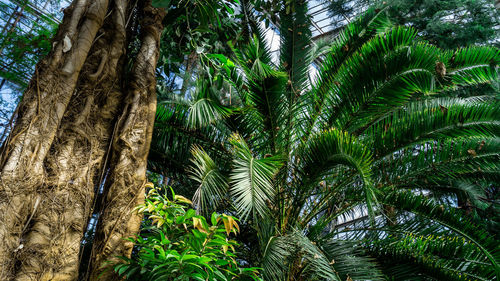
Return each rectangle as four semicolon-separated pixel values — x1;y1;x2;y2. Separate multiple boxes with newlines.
244;67;288;153
376;137;500;187
309;38;334;62
189;146;228;215
295;128;378;220
292;230;341;280
319;240;385;281
280;0;313;95
383;190;500;278
329;194;498;280
261;230;341;281
261;235;294;281
446;46;499;88
150;102;231;185
369;233;494;281
227;36;289;153
238;0;267;46
229;134;283;221
297;8;393;142
312;6;393;100
186;80;233;129
452;180;491;211
322;31;437;131
366;97;500;157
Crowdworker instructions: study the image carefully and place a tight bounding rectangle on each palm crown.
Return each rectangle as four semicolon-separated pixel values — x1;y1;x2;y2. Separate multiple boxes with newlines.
150;2;499;280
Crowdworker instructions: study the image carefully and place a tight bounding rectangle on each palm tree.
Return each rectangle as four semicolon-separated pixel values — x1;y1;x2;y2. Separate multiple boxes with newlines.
150;2;499;280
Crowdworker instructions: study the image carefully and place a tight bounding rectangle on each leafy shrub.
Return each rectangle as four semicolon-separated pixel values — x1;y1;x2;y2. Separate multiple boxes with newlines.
113;184;262;281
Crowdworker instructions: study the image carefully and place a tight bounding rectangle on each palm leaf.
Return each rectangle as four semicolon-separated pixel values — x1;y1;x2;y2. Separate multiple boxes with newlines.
229;134;283;221
319;240;385;281
295;128;378;220
186;80;233;129
189;146;228;215
261;230;341;281
366;97;500;157
383;190;500;279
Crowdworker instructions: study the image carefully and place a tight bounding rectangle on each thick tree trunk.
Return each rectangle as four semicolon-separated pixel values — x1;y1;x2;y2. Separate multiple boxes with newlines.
0;1;111;279
0;0;164;280
89;4;165;280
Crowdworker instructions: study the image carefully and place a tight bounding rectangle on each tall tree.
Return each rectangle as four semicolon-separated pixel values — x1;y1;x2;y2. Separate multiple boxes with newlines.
0;1;164;280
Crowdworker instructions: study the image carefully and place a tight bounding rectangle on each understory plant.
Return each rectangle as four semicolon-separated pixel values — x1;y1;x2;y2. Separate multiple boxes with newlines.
112;184;262;281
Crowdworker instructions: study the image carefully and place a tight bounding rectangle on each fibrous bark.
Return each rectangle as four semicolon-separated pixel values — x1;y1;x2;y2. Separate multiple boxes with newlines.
89;4;165;280
0;0;164;280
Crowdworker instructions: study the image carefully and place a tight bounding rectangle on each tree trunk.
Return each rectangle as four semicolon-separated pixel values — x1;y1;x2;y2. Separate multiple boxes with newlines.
179;51;198;97
89;4;165;280
0;0;164;280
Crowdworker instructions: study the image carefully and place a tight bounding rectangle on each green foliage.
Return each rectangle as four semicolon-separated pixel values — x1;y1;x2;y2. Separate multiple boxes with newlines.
262;229;343;281
150;3;500;280
189;146;228;216
383;190;499;272
153;0;244;94
341;189;500;280
185;80;234;129
229;133;283;221
322;0;500;49
0;2;57;87
386;0;499;49
0;1;59;130
113;185;262;281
